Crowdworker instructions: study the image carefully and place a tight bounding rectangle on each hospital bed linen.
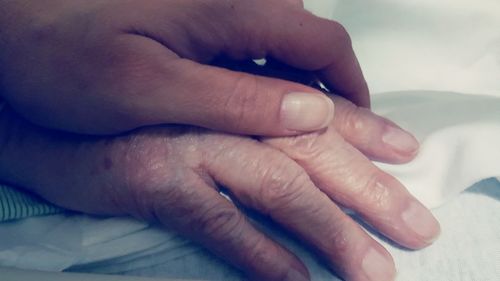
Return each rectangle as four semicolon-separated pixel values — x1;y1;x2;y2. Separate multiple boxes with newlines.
0;183;62;222
326;0;500;97
0;267;189;281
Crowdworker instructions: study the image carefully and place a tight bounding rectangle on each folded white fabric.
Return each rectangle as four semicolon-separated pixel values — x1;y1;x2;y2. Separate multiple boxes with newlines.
373;91;500;208
324;0;500;97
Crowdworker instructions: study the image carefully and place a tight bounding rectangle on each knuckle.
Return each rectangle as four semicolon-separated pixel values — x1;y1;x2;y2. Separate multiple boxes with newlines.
328;20;352;45
276;132;325;160
151;176;214;227
327;216;352;255
312;213;352;258
324;21;353;56
198;204;244;238
341;104;367;134
221;74;262;131
259;161;309;211
357;172;393;212
306;211;357;262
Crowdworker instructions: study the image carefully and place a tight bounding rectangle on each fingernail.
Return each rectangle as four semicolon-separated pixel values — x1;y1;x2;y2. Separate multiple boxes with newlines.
281;92;334;132
382;125;419;154
285;269;310;281
362;248;396;281
402;202;441;243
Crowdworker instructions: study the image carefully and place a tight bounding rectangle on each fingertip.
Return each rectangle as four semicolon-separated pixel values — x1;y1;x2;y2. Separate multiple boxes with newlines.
401;201;441;248
280;92;334;133
360;246;397;281
381;124;420;158
330;97;416;164
371;129;419;165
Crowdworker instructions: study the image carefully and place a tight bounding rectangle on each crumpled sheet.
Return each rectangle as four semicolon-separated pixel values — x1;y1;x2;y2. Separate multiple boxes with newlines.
0;0;499;280
321;0;500;97
374;91;500;208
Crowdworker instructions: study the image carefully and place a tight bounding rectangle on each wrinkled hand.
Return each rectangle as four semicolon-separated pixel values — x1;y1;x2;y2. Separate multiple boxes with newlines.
0;96;439;281
0;0;367;136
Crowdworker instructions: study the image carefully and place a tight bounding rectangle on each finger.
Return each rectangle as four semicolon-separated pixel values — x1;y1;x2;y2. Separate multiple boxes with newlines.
106;35;334;136
151;172;310;281
205;135;396;281
264;128;441;250
330;95;420;163
137;0;369;106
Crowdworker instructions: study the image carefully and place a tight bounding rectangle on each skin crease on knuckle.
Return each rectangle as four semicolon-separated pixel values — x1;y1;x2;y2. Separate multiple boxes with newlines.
220;73;262;132
335;100;370;136
197;202;245;240
354;172;394;215
257;159;312;215
333;100;393;156
269;130;328;160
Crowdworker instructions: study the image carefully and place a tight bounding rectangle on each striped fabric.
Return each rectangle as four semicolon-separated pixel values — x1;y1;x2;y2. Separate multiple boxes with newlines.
0;101;64;221
0;184;63;222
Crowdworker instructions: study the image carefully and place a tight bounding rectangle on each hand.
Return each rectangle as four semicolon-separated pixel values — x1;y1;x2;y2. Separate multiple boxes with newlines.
0;97;439;281
0;0;367;136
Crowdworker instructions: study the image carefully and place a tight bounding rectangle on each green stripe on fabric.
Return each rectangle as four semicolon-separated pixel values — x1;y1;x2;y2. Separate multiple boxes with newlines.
0;184;64;222
0;188;6;221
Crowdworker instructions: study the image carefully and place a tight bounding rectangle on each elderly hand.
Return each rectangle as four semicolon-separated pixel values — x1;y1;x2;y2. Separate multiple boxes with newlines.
0;0;367;136
0;95;439;281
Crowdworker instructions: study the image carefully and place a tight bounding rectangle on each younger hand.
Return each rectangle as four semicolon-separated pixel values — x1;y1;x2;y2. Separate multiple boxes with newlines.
0;0;367;136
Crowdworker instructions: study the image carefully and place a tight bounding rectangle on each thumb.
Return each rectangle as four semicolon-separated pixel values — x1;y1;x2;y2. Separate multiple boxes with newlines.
140;59;335;136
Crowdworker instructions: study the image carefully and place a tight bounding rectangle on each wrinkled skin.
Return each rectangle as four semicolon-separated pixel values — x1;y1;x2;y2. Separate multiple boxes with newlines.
0;0;368;136
0;95;439;281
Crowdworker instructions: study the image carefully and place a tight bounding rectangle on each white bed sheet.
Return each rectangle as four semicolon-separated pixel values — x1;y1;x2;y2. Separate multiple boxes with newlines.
323;0;500;97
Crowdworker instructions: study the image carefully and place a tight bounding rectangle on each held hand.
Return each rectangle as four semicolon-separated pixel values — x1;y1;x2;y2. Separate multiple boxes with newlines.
0;0;367;136
0;98;438;281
